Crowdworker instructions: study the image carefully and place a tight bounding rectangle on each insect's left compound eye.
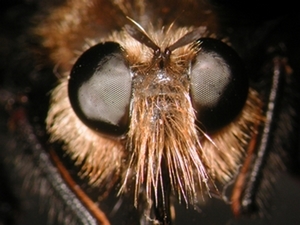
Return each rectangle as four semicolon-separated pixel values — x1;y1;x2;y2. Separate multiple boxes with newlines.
68;42;132;137
190;38;249;132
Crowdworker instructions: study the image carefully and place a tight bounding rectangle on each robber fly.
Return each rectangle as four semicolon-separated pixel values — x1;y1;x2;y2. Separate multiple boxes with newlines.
0;0;300;225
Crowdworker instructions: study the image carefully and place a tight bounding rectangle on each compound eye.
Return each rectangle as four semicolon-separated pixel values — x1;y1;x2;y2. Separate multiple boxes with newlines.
68;42;132;137
190;38;248;132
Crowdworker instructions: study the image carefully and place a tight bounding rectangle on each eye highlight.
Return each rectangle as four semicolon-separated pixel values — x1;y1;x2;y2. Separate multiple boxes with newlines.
190;38;249;132
68;42;132;137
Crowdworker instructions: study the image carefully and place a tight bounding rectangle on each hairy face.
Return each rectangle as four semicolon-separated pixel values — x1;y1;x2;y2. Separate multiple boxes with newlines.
39;0;263;211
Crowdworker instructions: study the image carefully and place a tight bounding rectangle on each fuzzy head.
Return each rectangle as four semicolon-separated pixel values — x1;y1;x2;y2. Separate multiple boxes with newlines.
41;0;263;209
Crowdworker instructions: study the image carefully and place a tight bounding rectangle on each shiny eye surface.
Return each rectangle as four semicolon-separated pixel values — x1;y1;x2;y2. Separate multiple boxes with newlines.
190;38;248;132
68;42;132;137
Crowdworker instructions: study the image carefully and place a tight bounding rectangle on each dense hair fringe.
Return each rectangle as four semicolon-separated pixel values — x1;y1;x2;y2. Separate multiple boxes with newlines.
124;88;209;206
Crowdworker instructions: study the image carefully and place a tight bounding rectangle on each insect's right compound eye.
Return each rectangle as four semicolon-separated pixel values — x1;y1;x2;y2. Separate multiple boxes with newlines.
68;42;132;137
